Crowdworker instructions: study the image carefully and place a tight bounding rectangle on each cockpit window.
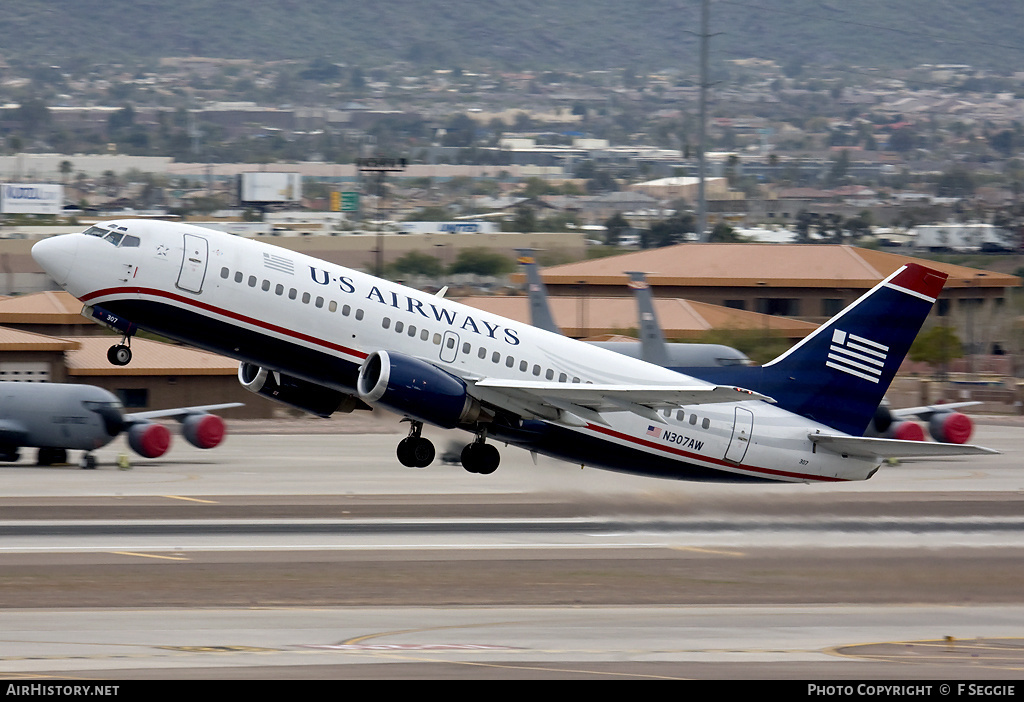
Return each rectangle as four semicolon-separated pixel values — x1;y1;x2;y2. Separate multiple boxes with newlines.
84;225;139;248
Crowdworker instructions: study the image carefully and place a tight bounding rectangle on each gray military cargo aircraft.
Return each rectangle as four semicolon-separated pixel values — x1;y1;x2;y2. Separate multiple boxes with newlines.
0;381;239;468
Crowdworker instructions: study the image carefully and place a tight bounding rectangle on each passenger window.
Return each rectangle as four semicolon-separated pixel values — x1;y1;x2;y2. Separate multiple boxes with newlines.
395;321;404;333
288;288;297;300
262;280;271;292
315;296;324;308
446;337;455;349
276;284;284;295
492;351;501;363
220;267;229;279
420;329;429;341
519;360;528;372
408;325;417;337
478;347;487;359
248;276;257;287
463;342;471;354
545;369;554;380
702;418;710;429
432;333;441;345
533;364;541;376
355;309;364;320
234;272;243;283
342;304;351;316
689;415;697;425
329;301;337;312
382;317;391;329
559;373;567;382
505;356;515;368
676;410;685;421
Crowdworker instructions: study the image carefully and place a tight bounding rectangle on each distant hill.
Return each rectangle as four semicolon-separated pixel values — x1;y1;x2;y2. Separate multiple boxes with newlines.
2;0;1023;72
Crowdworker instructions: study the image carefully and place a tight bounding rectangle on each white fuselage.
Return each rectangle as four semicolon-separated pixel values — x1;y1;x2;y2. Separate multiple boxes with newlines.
34;219;880;483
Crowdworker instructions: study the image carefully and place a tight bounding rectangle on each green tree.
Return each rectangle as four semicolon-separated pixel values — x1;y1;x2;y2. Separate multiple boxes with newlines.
389;250;444;277
603;212;630;245
448;248;515;276
909;325;963;378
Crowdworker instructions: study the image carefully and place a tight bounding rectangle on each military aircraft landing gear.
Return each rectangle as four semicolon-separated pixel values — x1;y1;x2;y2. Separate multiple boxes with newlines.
461;433;500;475
36;447;67;466
78;453;97;470
396;420;435;468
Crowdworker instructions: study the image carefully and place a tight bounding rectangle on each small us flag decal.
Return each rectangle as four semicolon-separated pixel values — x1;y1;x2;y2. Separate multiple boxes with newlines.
646;425;662;438
827;329;888;383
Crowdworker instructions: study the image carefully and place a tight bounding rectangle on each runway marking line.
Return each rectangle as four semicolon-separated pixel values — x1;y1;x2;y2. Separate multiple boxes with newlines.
163;495;218;504
669;546;746;557
111;551;190;561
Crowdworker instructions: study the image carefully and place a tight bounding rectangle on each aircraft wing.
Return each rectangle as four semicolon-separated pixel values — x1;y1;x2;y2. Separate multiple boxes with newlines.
124;403;243;424
889;401;981;419
809;432;999;459
472;379;772;426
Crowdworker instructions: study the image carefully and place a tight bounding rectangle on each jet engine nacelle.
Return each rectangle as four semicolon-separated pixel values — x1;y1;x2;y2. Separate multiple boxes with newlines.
356;350;487;428
127;422;171;458
181;413;226;449
238;363;364;417
928;411;973;444
886;420;925;442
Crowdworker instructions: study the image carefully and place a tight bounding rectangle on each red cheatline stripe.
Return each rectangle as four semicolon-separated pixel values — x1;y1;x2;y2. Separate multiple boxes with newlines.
584;422;848;482
81;287;368;360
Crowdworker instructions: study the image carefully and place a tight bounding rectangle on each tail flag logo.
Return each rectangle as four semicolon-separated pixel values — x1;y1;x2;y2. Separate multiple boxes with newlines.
827;329;888;384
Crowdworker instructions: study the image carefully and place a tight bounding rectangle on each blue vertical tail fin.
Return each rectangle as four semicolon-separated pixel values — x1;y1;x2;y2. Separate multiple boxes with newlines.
685;263;947;435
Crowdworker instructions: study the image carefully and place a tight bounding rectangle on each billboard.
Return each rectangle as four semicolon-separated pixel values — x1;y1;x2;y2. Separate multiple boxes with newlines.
1;183;64;215
239;172;302;204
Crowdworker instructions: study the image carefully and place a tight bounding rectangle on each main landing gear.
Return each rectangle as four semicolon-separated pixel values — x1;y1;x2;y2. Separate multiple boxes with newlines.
396;420;435;468
395;421;500;475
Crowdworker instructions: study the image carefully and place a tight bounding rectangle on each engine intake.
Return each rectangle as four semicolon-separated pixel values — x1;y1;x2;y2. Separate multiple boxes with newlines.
357;350;486;428
238;363;365;417
127;422;171;458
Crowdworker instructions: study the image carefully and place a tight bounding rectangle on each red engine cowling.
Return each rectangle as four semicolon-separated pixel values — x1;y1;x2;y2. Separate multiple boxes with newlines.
182;413;226;449
887;420;925;442
928;412;973;444
127;422;171;458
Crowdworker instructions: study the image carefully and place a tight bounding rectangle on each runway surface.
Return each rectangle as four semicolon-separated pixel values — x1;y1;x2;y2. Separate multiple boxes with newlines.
1;420;1023;679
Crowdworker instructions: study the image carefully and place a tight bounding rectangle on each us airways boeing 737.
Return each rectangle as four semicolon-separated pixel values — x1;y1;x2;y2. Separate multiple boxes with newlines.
31;220;995;482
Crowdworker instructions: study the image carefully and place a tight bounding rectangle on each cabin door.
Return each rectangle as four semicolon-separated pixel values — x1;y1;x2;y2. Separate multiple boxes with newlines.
724;407;754;464
177;233;209;294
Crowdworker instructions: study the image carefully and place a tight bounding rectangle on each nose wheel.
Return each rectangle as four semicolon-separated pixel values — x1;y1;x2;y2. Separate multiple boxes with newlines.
107;337;133;366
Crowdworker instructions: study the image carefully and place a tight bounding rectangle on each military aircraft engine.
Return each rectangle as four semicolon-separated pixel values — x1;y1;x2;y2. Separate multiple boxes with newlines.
126;422;171;458
928;411;973;444
181;413;227;449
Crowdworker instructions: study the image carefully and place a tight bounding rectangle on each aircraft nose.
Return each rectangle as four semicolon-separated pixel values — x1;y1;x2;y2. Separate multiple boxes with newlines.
31;235;79;286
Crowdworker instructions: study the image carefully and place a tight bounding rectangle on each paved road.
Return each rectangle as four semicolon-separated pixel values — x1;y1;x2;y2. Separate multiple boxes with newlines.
0;423;1022;679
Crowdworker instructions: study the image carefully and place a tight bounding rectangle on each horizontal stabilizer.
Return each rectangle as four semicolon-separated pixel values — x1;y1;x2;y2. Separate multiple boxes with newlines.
809;432;999;459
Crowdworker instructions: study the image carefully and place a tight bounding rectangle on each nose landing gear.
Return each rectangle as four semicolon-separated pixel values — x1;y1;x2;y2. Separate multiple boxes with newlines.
107;338;132;366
